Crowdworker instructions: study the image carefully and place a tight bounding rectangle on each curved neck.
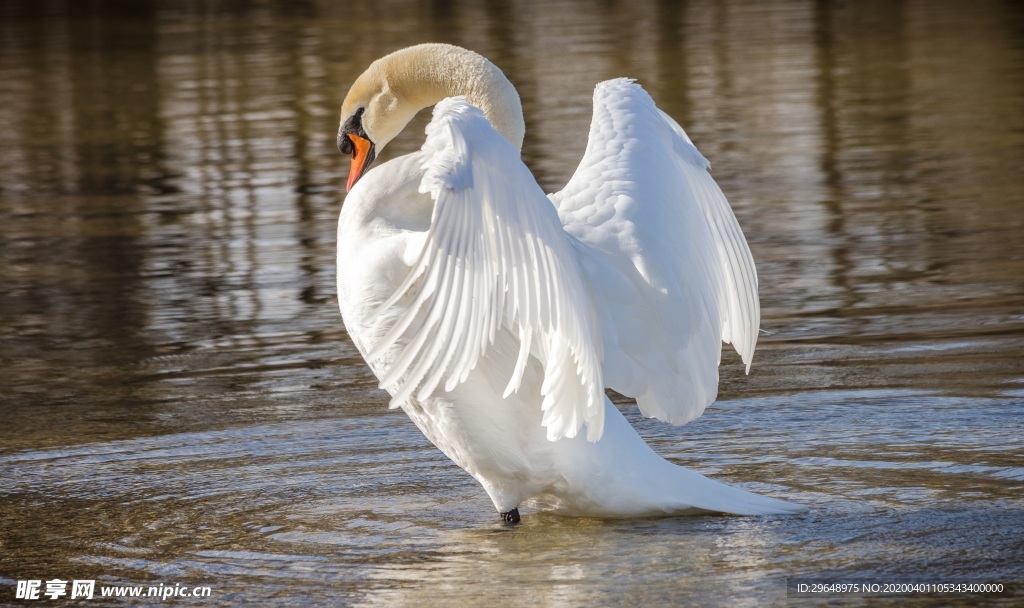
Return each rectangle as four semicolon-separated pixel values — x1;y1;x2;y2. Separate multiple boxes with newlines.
385;44;525;151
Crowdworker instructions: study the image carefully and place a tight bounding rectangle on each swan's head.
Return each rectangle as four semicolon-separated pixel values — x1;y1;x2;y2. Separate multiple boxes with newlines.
338;44;525;192
337;60;408;192
338;47;447;191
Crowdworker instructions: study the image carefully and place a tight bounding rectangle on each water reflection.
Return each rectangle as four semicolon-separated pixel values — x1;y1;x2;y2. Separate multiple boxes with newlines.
1;0;1023;604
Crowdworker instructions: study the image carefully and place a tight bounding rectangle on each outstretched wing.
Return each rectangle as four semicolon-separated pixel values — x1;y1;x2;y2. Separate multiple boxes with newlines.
550;78;760;426
368;98;606;441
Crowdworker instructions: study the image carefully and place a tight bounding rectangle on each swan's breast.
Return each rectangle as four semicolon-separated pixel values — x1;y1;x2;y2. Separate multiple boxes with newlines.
336;153;432;358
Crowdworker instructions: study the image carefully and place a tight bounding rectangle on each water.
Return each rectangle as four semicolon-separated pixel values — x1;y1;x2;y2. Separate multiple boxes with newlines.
1;0;1022;605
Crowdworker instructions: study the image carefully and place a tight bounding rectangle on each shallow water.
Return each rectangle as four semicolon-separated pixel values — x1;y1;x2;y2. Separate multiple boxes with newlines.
1;0;1023;605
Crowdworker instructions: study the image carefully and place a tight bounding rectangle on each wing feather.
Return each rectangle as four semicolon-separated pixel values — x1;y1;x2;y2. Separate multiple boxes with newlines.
369;98;605;441
551;79;760;425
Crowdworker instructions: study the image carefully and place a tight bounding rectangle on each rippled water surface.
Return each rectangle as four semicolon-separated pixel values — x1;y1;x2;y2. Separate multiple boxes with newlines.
2;0;1023;605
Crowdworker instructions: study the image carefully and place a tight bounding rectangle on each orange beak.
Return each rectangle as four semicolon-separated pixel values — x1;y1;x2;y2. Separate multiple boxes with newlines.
346;133;373;192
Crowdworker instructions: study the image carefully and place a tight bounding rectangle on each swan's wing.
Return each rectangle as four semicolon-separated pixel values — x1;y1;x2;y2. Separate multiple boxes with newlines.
550;78;759;425
368;98;605;441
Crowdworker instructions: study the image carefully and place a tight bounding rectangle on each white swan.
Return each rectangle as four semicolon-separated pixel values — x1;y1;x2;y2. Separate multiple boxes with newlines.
336;43;805;522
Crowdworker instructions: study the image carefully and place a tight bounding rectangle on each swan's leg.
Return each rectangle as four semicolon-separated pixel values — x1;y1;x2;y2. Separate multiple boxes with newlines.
500;508;521;525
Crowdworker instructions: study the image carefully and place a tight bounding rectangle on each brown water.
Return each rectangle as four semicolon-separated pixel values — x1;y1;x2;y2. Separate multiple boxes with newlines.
2;0;1023;605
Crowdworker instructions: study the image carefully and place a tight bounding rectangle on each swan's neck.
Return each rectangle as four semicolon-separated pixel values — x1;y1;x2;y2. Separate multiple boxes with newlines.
385;44;525;151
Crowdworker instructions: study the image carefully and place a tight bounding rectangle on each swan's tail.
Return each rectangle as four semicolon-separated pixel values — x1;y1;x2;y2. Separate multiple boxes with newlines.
544;453;808;518
549;400;808;517
661;463;807;516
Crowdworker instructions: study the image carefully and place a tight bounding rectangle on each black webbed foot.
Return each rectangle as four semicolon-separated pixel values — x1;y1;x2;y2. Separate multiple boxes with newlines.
500;508;521;525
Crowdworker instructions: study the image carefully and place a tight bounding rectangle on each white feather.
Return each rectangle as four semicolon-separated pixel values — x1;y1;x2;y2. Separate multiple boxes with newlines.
367;98;605;442
551;79;761;425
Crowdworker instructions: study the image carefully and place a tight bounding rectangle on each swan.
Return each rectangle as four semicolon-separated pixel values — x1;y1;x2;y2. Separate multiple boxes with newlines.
336;43;805;523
